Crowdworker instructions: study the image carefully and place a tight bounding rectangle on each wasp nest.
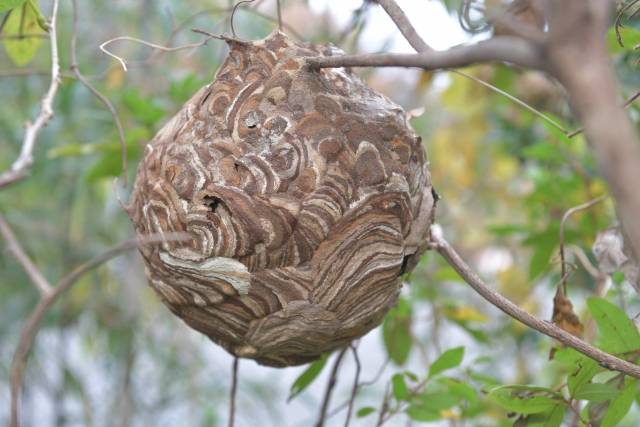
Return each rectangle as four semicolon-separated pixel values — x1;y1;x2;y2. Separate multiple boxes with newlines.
127;31;435;367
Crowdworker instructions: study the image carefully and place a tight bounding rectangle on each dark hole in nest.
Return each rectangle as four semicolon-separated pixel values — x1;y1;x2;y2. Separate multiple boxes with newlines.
399;254;411;276
204;196;222;213
234;163;239;171
201;91;211;105
247;124;257;129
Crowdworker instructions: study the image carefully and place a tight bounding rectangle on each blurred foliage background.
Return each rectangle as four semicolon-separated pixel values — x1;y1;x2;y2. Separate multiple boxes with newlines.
3;0;640;426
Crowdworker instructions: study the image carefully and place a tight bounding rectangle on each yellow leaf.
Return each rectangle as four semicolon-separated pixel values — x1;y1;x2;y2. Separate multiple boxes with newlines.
440;409;460;419
443;305;489;323
106;66;126;90
2;2;42;67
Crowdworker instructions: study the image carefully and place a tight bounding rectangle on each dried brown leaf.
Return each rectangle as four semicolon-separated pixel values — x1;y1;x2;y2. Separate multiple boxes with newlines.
551;289;584;339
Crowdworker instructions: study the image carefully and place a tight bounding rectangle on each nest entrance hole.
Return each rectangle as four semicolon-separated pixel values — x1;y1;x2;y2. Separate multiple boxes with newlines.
204;196;222;213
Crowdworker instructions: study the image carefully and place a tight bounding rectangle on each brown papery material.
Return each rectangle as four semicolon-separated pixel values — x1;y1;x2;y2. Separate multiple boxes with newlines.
127;31;435;367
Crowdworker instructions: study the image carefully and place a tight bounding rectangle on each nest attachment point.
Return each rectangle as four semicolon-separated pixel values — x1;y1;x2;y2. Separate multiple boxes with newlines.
127;30;435;367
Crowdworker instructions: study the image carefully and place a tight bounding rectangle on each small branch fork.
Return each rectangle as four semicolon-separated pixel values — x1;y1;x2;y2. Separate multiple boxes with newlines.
0;210;190;427
0;0;61;190
431;234;640;379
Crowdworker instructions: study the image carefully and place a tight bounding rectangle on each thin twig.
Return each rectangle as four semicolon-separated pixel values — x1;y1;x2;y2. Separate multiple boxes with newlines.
228;357;239;427
99;36;215;72
344;344;361;427
245;7;305;41
0;0;62;191
230;0;256;38
568;90;640;138
615;0;640;47
565;244;605;280
276;0;282;31
375;382;391;427
558;194;610;292
0;213;52;296
447;68;570;135
190;28;229;41
88;5;234;79
9;233;190;427
325;357;390;420
431;234;640;379
471;3;545;43
315;347;348;427
71;0;127;187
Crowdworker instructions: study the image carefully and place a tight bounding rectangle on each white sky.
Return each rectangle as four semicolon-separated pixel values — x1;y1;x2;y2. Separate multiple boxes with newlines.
308;0;472;52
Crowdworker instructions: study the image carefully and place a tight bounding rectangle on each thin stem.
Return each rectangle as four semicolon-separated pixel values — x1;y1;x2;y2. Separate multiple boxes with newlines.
568;90;640;138
375;382;391;427
344;344;361;427
558;194;610;291
0;212;52;296
315;348;348;427
230;0;256;38
228;357;239;427
71;0;127;187
99;36;215;72
447;68;569;135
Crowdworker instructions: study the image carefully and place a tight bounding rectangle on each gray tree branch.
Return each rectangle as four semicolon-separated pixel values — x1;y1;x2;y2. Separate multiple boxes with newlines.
431;234;640;379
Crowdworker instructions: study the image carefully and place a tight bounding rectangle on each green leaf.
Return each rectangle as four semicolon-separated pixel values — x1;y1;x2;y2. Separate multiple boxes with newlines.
382;298;412;365
356;407;375;418
2;3;42;66
392;373;408;401
429;346;464;377
433;264;465;282
440;378;478;407
486;385;565;415
600;377;638;427
288;354;328;401
586;375;637;427
539;111;569;141
574;383;622;402
550;346;582;367
450;319;489;343
521;142;561;162
122;88;165;127
518;405;565;427
412;392;462;412
48;128;148;159
587;297;640;354
0;0;25;12
405;405;442;422
607;26;640;54
568;357;600;397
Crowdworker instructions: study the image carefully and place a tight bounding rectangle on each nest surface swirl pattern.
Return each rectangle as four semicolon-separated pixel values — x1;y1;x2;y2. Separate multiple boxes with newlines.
127;30;435;367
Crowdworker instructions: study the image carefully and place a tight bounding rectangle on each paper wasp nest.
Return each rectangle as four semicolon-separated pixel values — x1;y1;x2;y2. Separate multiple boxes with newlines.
127;31;435;367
